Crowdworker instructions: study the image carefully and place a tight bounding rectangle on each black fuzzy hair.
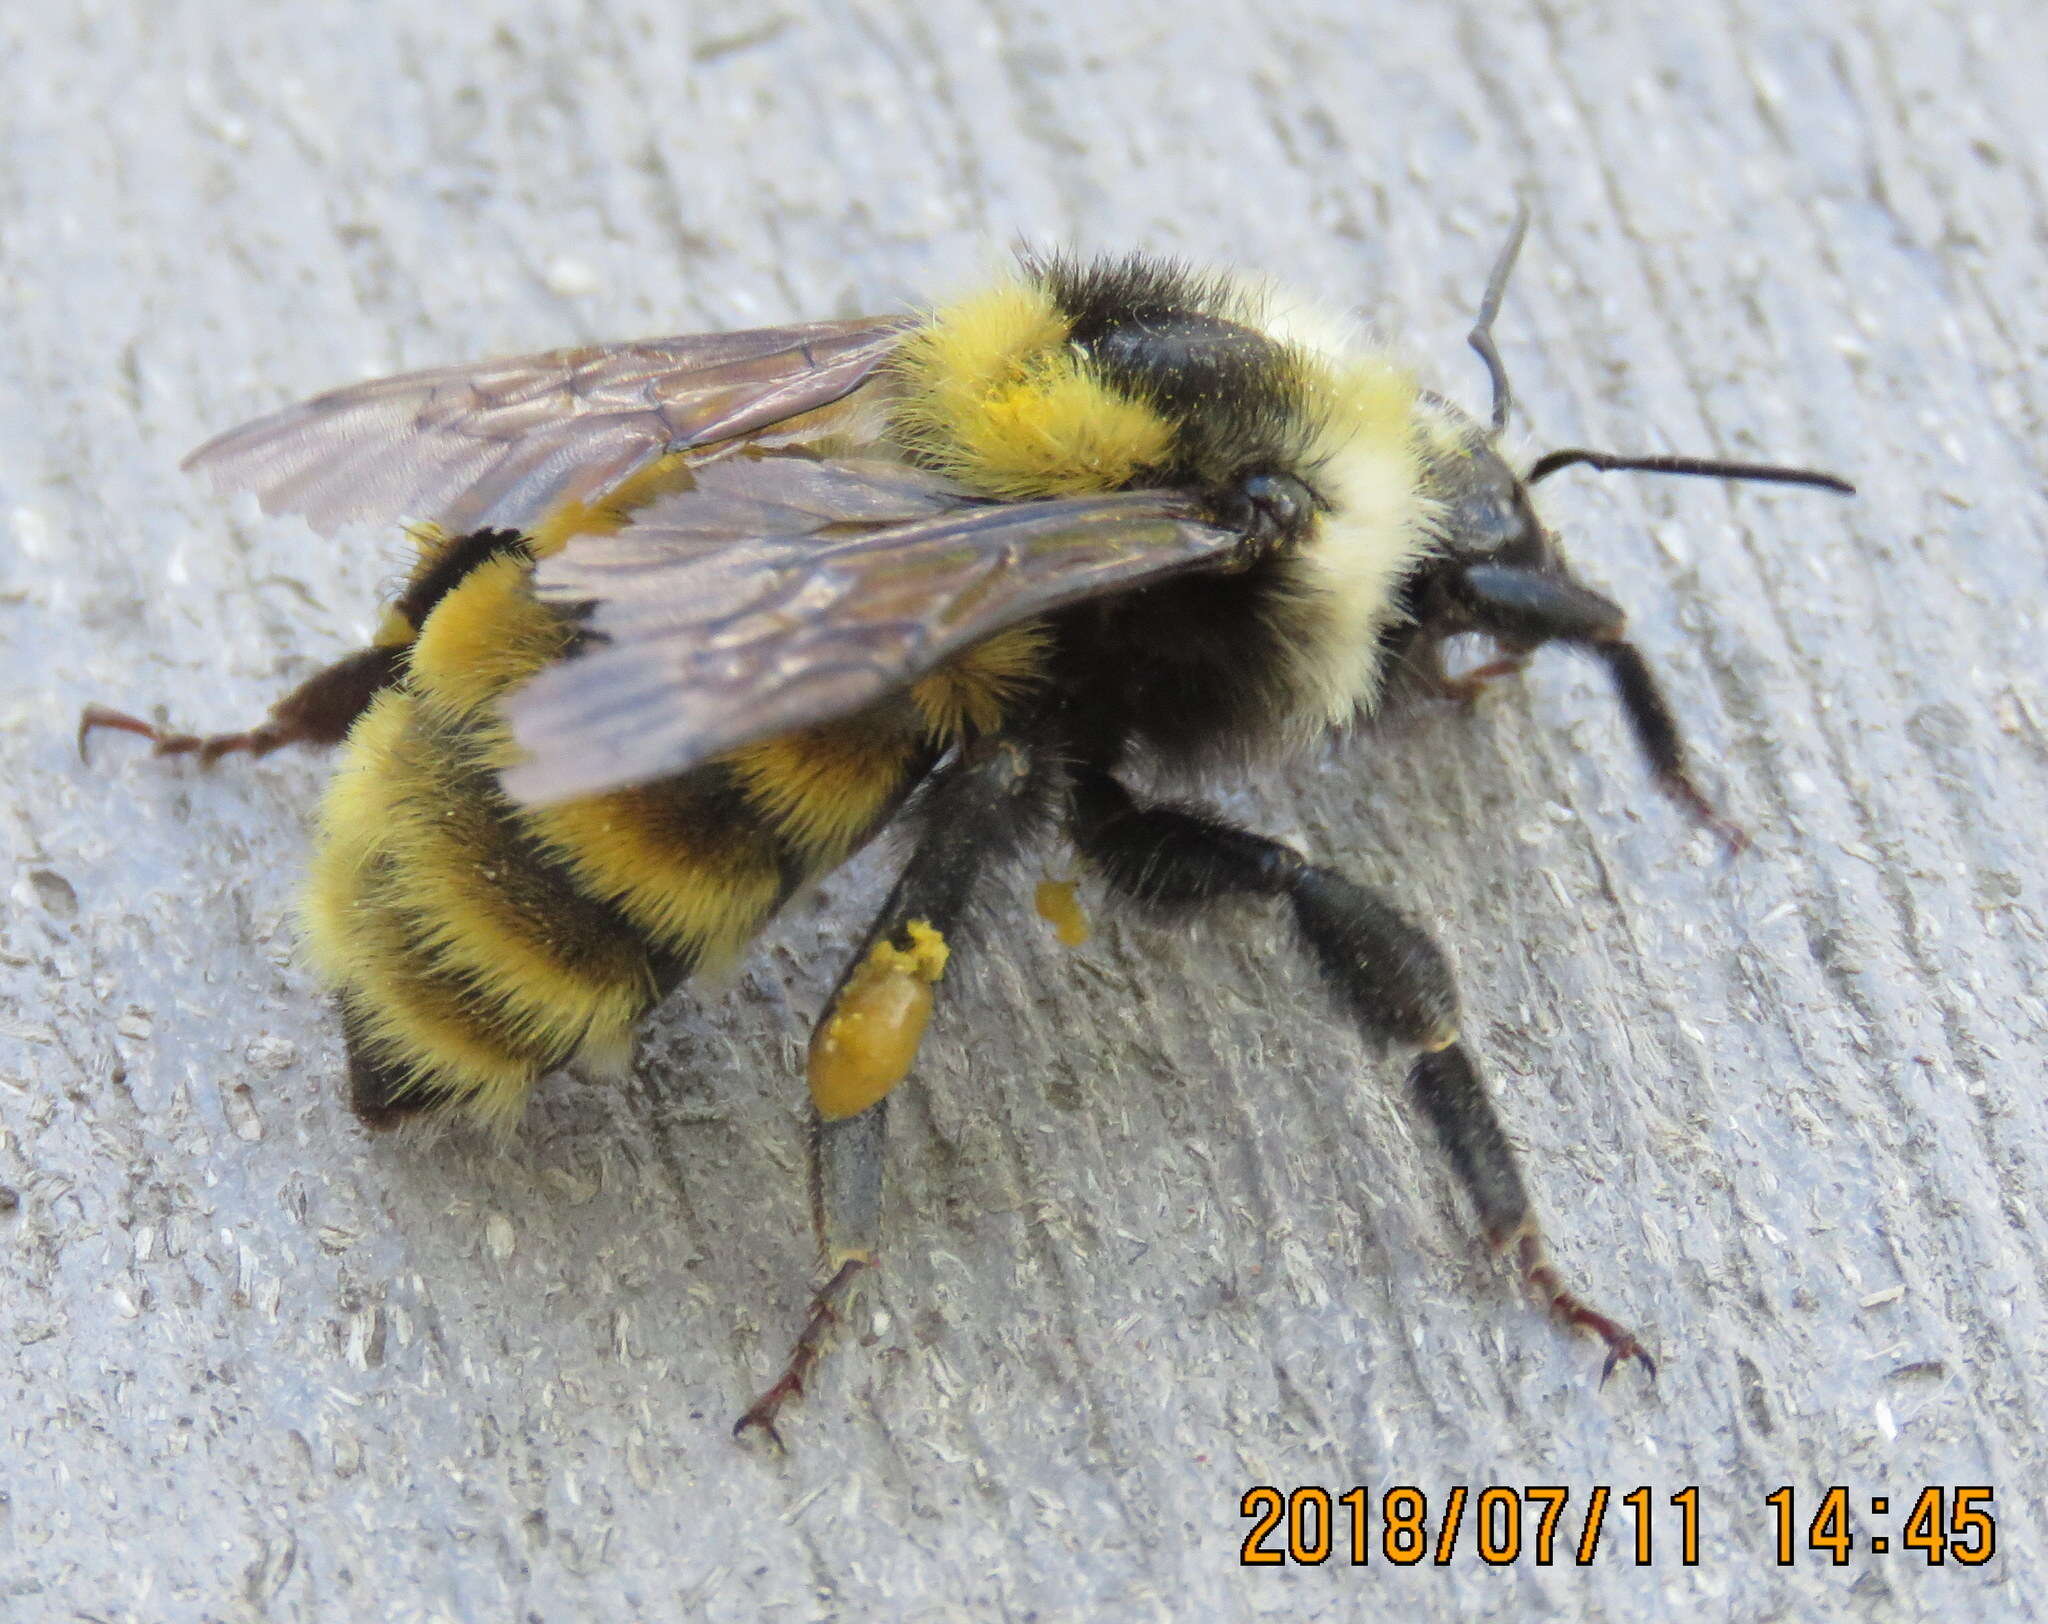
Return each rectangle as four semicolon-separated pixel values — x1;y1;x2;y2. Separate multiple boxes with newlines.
1021;249;1321;494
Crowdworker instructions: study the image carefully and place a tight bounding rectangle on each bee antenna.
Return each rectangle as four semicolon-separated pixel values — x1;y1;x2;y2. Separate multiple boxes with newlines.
1524;448;1856;495
1468;202;1531;437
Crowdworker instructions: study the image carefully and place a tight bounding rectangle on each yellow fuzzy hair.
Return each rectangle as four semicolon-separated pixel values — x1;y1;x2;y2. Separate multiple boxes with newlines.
891;280;1173;498
1216;285;1432;731
908;623;1048;741
302;701;548;1125
518;787;787;972
1271;345;1428;725
728;717;921;862
404;551;571;721
526;450;699;558
305;536;1046;1127
305;548;673;1124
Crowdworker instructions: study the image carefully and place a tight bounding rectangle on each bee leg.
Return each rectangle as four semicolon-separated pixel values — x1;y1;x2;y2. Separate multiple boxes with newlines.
78;645;403;766
735;738;1056;1444
79;528;530;770
1415;635;1531;707
1408;1044;1652;1383
733;1107;884;1449
1452;562;1746;854
1069;769;1653;1381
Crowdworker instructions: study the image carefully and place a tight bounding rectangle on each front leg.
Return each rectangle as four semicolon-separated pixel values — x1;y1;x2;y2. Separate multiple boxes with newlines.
735;738;1056;1445
1068;771;1652;1382
1412;635;1530;707
1451;562;1746;853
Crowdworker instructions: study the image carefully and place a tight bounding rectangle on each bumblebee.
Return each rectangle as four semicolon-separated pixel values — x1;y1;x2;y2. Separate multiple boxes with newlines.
84;215;1851;1440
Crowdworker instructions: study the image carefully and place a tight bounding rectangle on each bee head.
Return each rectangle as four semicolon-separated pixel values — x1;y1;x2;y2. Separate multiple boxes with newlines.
1418;401;1555;570
1385;211;1854;809
1441;206;1852;573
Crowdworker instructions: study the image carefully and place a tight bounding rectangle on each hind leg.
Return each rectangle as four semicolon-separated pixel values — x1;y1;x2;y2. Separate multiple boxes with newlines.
79;645;403;764
736;739;1054;1444
78;527;532;767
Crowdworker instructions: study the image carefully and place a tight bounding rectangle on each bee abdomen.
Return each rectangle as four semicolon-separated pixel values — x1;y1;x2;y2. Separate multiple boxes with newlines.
304;688;680;1126
304;544;953;1128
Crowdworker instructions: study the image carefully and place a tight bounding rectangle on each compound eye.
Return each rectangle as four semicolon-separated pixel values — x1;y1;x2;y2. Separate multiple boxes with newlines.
1433;444;1550;565
1220;471;1317;544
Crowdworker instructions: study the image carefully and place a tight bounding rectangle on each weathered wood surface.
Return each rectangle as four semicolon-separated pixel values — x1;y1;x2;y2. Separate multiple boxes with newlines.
5;1;2045;1618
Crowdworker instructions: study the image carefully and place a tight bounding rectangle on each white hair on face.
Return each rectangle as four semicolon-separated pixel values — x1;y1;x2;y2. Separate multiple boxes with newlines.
1231;276;1440;730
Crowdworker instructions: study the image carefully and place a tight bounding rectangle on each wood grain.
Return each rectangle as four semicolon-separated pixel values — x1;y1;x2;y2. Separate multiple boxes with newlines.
4;0;2044;1617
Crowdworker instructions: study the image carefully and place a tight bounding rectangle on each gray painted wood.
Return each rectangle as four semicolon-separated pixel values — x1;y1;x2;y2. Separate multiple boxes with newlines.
5;0;2044;1618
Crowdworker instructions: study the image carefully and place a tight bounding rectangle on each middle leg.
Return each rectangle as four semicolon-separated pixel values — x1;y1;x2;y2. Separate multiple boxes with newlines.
1068;770;1652;1380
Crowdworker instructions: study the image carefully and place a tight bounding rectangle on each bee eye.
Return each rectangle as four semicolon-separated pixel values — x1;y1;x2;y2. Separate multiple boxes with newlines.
1219;471;1316;544
1425;435;1549;566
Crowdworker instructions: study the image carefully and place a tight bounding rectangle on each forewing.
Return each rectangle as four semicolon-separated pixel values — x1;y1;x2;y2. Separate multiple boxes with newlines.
182;318;909;537
499;455;1240;804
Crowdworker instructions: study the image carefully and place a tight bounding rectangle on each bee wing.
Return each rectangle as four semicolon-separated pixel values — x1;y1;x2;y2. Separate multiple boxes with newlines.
499;454;1240;804
182;318;910;537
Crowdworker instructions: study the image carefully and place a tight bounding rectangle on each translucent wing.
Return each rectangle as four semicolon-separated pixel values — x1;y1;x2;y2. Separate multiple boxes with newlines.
500;454;1241;804
182;318;909;537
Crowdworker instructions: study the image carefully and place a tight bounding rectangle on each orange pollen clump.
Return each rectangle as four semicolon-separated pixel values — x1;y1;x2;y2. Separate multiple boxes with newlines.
806;919;950;1120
